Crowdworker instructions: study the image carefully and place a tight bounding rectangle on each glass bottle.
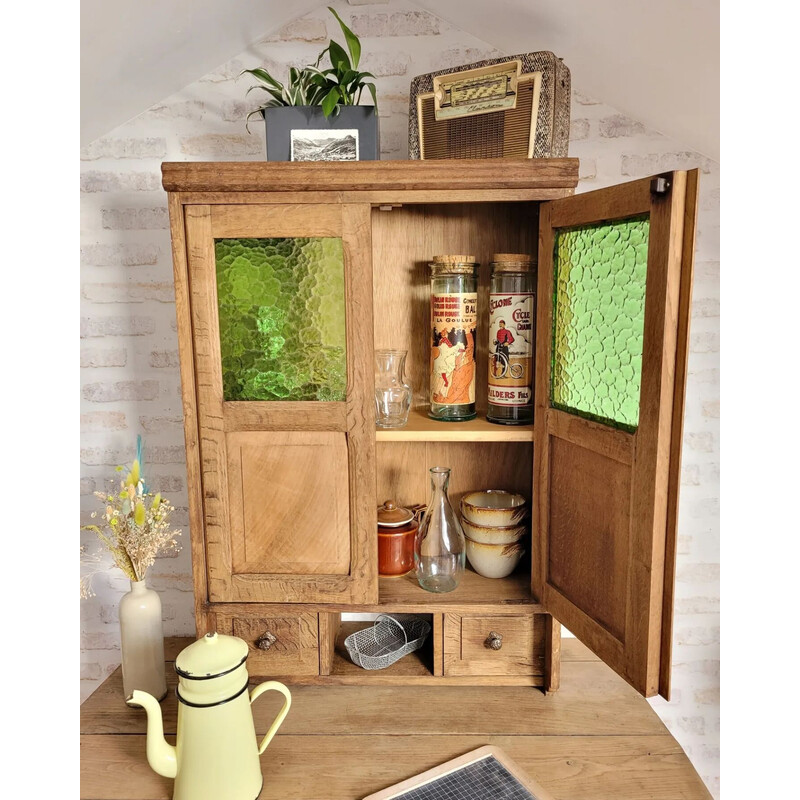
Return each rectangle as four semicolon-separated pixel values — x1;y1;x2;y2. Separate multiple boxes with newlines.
487;253;536;425
415;467;465;593
429;255;479;421
374;349;412;428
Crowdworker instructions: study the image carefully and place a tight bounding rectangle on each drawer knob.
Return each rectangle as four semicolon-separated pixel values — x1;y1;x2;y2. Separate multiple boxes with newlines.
255;631;277;651
485;631;503;651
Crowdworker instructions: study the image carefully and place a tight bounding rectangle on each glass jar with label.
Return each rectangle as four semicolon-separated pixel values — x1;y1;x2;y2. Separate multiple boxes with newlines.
487;253;536;425
429;255;478;421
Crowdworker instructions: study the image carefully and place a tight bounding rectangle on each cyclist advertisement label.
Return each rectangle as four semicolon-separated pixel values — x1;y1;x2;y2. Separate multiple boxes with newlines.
430;291;478;406
488;292;533;406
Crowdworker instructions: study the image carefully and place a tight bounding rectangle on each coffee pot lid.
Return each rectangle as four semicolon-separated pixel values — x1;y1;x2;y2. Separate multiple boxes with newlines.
377;499;415;527
175;631;249;679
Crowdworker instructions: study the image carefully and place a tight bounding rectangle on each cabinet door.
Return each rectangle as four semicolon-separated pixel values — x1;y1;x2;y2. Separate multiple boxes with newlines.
184;203;376;604
534;172;698;698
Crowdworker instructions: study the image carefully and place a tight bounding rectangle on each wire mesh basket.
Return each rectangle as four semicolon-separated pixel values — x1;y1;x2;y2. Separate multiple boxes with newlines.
344;614;432;670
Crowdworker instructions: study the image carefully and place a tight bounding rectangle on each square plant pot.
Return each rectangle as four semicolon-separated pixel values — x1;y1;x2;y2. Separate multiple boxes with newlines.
262;106;380;162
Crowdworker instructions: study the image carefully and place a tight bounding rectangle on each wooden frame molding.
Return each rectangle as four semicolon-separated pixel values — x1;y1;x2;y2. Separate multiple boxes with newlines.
162;158;579;194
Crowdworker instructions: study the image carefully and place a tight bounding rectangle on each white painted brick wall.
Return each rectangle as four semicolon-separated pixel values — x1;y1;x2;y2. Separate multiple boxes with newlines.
79;2;719;795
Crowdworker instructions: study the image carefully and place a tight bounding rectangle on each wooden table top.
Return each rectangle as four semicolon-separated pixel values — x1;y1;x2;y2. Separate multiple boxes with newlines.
80;637;712;800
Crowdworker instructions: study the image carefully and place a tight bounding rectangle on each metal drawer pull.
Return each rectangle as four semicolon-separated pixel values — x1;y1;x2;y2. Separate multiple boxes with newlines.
255;631;277;651
484;631;503;651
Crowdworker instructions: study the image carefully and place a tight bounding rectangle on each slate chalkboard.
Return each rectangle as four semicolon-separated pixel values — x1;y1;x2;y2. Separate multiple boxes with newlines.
363;746;556;800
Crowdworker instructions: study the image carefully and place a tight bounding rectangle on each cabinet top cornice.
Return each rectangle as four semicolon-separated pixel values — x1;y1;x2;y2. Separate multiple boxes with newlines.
161;158;579;194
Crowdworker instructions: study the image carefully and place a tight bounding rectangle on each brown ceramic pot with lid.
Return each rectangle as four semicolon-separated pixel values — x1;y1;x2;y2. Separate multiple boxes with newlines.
377;500;421;577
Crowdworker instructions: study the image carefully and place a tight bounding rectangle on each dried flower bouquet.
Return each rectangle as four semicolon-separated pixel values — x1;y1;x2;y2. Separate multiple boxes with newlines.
82;436;181;594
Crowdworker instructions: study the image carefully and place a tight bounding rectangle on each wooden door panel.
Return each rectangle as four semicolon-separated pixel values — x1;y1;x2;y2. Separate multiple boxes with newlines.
227;431;351;575
547;437;630;642
185;203;377;605
535;171;699;699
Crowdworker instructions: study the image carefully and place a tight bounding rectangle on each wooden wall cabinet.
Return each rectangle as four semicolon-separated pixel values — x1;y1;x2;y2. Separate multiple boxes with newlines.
164;159;698;700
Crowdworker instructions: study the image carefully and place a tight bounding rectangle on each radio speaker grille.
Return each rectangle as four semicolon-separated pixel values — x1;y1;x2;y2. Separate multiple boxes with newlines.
420;81;536;160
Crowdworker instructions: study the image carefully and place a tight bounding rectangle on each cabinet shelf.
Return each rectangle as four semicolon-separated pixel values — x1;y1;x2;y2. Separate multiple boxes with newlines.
379;567;539;611
376;408;534;443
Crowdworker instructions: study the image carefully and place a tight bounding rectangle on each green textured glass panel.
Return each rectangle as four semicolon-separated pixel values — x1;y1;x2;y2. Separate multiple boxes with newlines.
551;216;650;431
215;237;346;401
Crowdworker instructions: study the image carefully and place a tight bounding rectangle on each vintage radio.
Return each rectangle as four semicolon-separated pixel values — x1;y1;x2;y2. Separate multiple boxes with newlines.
408;52;571;160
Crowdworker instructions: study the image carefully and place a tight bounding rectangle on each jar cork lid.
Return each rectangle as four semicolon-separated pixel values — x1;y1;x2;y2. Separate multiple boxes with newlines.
491;253;535;271
377;500;415;527
429;254;478;275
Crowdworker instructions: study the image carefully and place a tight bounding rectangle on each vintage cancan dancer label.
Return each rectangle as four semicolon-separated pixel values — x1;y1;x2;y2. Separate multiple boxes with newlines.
488;292;534;406
430;292;478;406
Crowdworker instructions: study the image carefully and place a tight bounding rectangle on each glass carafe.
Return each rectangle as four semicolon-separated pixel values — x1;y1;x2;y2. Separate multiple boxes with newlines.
415;467;465;592
374;349;412;428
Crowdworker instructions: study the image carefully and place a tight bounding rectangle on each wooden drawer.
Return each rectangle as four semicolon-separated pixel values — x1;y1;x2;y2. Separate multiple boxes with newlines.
443;613;545;678
215;612;319;677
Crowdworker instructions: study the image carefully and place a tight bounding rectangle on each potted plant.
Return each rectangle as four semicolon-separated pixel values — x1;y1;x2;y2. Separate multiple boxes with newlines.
243;7;379;161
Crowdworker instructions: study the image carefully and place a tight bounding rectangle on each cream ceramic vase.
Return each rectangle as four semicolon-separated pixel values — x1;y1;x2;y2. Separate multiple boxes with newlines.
128;632;292;800
119;578;168;701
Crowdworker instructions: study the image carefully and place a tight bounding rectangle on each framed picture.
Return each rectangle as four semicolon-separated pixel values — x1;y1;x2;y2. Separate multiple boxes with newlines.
290;129;359;162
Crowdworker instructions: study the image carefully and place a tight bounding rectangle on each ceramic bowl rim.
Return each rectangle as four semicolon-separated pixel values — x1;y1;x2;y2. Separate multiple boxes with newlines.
461;489;527;512
460;518;526;534
465;537;525;553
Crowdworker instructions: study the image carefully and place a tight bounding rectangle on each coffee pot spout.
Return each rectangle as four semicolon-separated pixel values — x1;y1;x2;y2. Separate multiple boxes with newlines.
127;690;178;779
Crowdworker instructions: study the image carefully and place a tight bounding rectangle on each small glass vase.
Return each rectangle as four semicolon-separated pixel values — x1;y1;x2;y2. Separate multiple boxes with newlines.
415;467;465;593
374;349;412;428
119;578;167;702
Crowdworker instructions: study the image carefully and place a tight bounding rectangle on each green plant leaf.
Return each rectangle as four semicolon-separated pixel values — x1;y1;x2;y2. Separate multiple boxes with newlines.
328;6;361;69
240;68;283;91
307;70;330;89
289;67;304;90
328;40;351;73
314;46;330;69
245;108;267;134
321;86;341;117
365;81;378;113
350;71;376;99
246;84;285;103
340;69;359;88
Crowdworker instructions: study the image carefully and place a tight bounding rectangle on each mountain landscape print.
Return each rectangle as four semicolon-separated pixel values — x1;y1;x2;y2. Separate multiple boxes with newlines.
291;129;359;161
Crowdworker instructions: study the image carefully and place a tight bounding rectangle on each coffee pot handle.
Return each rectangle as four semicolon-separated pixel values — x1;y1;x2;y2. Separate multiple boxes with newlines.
250;681;292;755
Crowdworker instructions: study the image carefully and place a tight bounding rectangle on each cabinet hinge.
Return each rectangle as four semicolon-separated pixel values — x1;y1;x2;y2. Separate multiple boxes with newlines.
650;177;671;195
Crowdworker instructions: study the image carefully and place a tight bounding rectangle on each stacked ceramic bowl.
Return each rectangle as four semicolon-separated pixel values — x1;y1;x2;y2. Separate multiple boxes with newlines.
460;490;528;579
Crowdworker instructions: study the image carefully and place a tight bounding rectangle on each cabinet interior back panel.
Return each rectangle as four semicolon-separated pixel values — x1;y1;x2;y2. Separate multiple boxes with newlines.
371;203;538;413
377;441;533;520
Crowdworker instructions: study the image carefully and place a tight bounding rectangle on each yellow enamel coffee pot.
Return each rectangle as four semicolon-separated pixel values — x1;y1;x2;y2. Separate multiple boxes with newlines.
127;631;292;800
